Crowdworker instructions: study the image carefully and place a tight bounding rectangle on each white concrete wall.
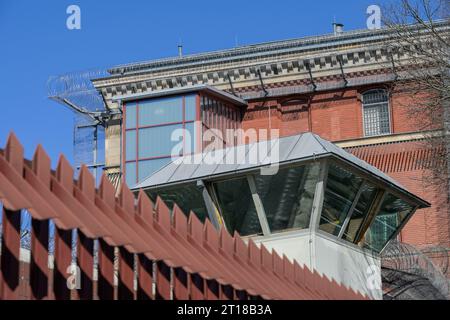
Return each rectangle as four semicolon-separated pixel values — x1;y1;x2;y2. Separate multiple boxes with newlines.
313;233;382;299
251;230;382;299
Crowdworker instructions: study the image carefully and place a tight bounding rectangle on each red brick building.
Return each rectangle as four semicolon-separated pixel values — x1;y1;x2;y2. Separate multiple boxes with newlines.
242;87;449;249
93;22;450;251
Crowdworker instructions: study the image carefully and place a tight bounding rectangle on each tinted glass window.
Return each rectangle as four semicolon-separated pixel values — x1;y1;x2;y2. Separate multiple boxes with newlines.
125;130;136;161
138;97;183;127
185;94;197;121
149;183;208;222
320;163;363;236
363;193;414;253
342;183;379;242
124;95;199;185
138;158;171;182
213;177;262;236
125;162;136;186
125;102;137;129
254;163;320;233
138;124;183;158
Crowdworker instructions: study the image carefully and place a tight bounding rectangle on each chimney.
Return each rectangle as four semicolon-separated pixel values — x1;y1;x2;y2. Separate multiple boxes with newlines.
333;23;344;35
178;44;183;58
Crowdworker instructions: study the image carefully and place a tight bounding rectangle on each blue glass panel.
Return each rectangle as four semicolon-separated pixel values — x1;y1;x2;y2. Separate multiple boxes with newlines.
185;122;197;154
185;94;197;121
138;158;171;182
138;124;184;159
125;130;137;161
125;102;137;129
138;97;183;127
125;162;137;187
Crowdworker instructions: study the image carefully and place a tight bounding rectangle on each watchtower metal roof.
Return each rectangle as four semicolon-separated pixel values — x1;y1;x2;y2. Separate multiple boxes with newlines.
133;132;430;208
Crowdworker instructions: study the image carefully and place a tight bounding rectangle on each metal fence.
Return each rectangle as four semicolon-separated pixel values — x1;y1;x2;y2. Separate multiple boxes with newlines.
0;132;365;300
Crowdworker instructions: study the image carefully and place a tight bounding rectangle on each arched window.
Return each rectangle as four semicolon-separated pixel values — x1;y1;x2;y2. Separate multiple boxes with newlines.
362;89;391;137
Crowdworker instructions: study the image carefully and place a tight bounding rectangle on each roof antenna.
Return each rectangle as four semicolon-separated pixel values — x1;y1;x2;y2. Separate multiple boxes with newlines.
333;21;344;35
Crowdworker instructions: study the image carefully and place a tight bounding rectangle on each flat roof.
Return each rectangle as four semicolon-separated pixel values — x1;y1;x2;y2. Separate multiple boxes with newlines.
132;132;430;208
111;84;247;106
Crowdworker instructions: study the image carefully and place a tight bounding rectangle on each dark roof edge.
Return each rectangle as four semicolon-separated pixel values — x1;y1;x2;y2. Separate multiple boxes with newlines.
111;84;247;106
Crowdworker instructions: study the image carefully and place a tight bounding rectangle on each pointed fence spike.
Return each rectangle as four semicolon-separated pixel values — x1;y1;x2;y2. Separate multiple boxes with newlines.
311;269;323;294
260;244;273;272
233;234;248;261
293;260;306;288
303;265;316;293
172;205;187;237
136;190;154;222
248;240;261;267
219;228;234;254
5;132;24;174
56;154;74;191
98;173;116;209
188;211;203;243
155;196;171;229
283;255;294;281
203;219;219;250
118;182;135;214
78;165;96;202
32;144;51;187
272;250;284;277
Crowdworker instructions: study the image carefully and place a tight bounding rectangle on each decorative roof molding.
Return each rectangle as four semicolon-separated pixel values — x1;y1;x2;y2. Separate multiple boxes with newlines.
103;21;449;77
92;21;450;102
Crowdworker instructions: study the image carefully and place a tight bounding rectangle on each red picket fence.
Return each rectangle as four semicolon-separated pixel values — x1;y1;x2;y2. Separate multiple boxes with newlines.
0;132;366;300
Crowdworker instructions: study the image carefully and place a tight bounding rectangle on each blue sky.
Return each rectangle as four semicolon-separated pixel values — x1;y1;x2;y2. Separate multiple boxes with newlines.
0;0;388;166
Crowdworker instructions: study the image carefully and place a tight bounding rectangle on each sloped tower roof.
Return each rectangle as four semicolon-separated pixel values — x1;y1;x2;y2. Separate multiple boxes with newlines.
133;132;429;208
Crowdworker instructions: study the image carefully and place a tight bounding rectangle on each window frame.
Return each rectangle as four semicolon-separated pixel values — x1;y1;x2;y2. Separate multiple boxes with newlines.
316;157;421;254
208;159;326;237
361;89;392;138
122;94;201;186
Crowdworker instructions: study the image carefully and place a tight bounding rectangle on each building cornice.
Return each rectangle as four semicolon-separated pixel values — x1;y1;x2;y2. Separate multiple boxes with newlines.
102;21;449;78
92;21;449;103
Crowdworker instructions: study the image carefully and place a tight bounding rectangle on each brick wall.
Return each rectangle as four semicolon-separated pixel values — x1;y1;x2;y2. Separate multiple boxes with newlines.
347;140;450;248
242;85;434;140
391;169;450;247
241;85;449;249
